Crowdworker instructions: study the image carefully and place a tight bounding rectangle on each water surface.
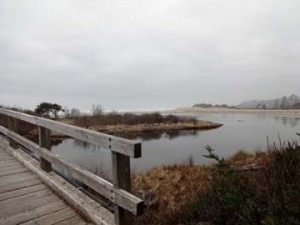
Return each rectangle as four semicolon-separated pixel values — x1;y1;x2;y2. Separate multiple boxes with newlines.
52;113;300;176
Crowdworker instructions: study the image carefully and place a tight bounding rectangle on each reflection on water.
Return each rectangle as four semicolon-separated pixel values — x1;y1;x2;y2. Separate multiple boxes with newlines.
66;130;200;147
52;113;300;176
274;116;300;127
165;130;199;140
51;139;64;147
107;129;199;141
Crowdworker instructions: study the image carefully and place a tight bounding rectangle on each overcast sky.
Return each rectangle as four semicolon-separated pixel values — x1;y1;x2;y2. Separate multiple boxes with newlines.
0;0;299;111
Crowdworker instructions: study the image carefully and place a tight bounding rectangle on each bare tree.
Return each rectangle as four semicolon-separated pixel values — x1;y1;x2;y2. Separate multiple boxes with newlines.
91;104;103;116
70;108;81;117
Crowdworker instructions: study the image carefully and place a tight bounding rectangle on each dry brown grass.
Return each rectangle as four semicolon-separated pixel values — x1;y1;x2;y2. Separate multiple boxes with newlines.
228;150;267;166
90;121;221;134
132;150;268;217
133;164;211;214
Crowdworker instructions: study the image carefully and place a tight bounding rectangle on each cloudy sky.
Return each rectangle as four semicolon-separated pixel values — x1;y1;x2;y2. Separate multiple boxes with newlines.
0;0;299;111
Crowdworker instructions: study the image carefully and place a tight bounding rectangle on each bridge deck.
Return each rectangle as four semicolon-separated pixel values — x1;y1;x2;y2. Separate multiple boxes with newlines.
0;143;91;225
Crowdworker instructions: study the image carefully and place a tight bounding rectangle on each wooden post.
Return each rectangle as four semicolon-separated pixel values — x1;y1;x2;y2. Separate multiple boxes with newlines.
112;151;133;225
39;127;52;172
8;117;18;148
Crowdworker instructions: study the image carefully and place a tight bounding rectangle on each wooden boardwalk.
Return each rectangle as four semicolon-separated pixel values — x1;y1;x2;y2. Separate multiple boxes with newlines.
0;144;90;225
0;108;144;225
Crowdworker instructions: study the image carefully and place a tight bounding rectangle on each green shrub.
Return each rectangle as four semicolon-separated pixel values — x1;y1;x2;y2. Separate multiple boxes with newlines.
176;142;300;225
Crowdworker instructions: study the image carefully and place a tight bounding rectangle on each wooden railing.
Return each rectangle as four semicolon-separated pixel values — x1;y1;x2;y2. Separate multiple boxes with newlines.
0;108;144;225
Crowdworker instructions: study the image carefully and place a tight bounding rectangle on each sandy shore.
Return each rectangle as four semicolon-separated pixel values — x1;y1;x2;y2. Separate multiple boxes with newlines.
165;107;300;117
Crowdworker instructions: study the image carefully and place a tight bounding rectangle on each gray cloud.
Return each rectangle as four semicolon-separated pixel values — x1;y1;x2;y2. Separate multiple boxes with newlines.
0;0;299;110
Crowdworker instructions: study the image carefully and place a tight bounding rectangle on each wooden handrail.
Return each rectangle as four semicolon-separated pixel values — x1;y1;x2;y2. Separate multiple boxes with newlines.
0;108;141;158
0;109;144;225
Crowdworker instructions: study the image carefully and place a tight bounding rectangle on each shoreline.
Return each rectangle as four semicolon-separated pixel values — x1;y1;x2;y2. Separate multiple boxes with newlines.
165;107;300;117
28;121;223;138
90;121;222;134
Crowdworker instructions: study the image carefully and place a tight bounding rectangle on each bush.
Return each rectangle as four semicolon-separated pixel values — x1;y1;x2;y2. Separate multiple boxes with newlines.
175;143;300;225
71;112;196;127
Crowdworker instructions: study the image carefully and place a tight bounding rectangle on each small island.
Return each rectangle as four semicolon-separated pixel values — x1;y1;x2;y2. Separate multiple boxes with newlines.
56;112;222;138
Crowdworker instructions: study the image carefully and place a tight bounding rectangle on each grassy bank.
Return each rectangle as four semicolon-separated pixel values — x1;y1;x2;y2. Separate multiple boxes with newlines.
132;140;300;225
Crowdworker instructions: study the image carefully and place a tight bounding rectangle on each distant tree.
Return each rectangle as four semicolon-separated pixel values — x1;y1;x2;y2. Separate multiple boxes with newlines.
193;103;213;108
280;96;289;109
51;103;63;118
274;99;279;109
70;108;81;117
91;104;103;116
292;102;300;109
262;104;267;109
63;107;70;118
35;102;62;119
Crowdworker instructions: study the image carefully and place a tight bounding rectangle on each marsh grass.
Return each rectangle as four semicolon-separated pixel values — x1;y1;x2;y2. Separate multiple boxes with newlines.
171;141;300;225
134;138;300;225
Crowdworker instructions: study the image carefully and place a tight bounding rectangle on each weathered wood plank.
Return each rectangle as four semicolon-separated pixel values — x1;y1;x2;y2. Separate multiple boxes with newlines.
0;201;67;225
8;117;18;148
0;166;28;177
0;154;11;159
37;149;143;215
0;183;47;201
112;152;133;225
0;156;14;162
0;159;16;165
0;178;41;193
39;127;52;172
0;189;53;210
0;152;10;157
0;194;60;218
0;161;20;168
0;108;145;225
0;142;89;225
5;144;114;225
0;154;13;159
53;216;88;225
0;171;37;184
0;109;141;158
20;207;77;225
1;128;143;215
0;163;24;170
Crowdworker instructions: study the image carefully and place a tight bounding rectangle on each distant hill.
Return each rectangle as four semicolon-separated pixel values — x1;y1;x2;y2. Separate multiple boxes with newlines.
236;94;300;109
193;103;236;109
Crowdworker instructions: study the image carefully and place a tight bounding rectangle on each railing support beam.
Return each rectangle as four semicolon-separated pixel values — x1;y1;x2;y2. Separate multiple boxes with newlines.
39;127;52;172
112;152;133;225
8;117;18;148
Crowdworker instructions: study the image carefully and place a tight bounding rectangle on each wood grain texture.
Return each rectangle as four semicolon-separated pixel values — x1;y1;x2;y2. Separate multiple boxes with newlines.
0;184;47;201
0;201;67;225
8;117;18;148
112;152;133;225
0;126;143;215
0;107;146;225
0;109;141;157
20;207;77;225
3;142;113;225
0;143;90;225
39;127;52;172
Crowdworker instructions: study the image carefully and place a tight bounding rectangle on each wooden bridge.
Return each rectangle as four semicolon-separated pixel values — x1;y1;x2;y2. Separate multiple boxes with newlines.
0;108;144;225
